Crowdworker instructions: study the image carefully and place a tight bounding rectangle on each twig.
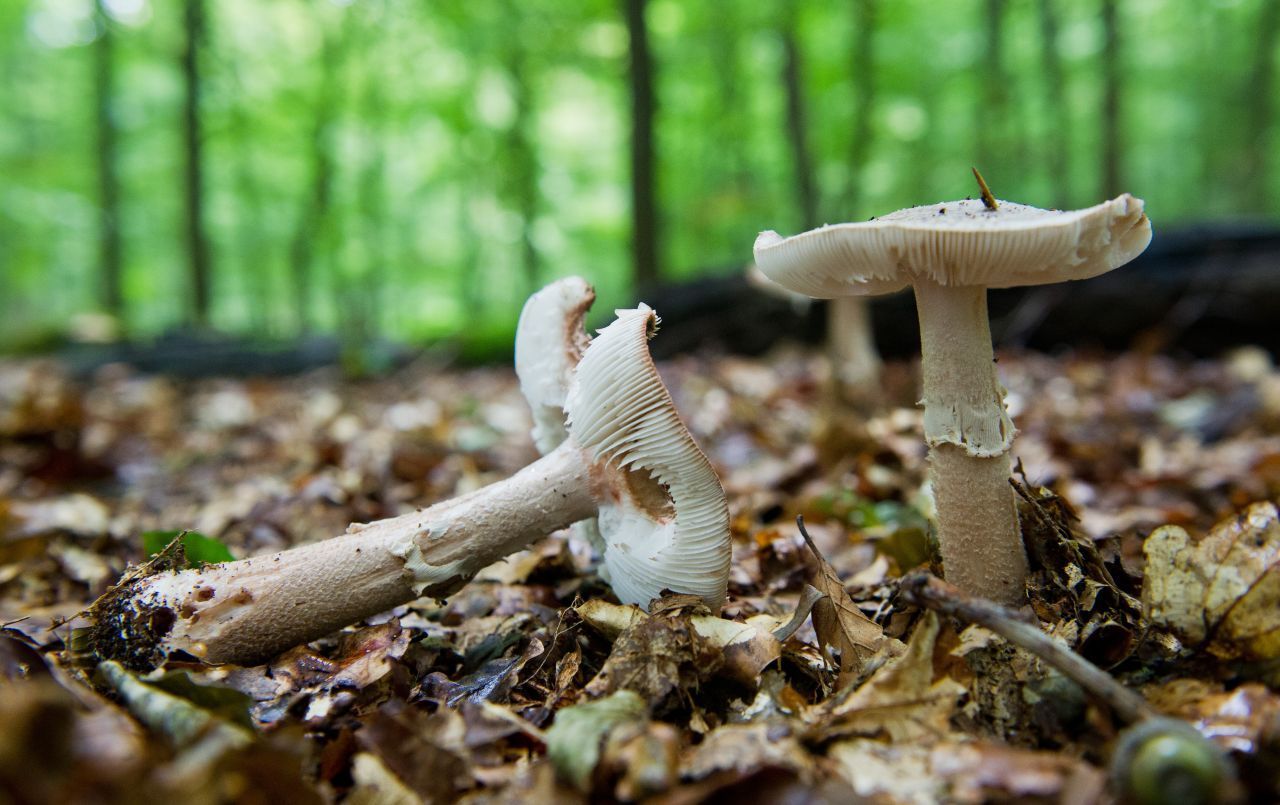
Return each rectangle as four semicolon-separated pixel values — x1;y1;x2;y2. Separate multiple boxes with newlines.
899;570;1155;724
971;167;999;211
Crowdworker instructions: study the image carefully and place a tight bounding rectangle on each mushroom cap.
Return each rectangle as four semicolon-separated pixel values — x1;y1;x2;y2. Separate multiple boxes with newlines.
515;277;596;454
754;194;1152;298
566;305;732;610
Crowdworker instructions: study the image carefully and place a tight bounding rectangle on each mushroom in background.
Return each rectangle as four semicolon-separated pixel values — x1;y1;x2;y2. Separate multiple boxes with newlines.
753;183;1151;604
747;264;883;394
91;278;731;669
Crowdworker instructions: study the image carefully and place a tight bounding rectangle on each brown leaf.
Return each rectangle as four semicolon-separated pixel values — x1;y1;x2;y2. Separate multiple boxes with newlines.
1143;501;1280;671
797;516;888;687
823;612;962;744
355;704;471;802
584;611;721;707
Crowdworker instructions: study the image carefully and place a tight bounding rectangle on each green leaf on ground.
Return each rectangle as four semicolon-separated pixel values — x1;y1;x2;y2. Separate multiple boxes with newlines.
141;530;234;566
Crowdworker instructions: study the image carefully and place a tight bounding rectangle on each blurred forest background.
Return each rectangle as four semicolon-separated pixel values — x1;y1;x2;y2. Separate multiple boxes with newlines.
0;0;1277;358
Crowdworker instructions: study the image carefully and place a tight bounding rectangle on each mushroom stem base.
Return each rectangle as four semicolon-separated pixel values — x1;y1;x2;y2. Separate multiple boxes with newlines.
928;443;1027;605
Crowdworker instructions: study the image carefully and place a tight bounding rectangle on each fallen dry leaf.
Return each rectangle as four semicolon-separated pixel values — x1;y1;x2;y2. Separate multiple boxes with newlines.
1143;501;1280;671
822;611;964;743
577;599;782;689
798;517;891;688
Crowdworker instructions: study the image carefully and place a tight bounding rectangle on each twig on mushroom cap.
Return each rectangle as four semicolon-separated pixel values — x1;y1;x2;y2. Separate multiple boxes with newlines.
971;166;999;211
89;288;731;669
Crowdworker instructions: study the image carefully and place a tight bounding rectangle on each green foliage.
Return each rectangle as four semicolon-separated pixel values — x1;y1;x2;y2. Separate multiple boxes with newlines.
141;529;235;566
0;0;1276;350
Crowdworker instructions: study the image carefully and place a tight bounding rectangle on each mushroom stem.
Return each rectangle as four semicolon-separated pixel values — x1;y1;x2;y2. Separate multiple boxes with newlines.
94;441;600;668
912;279;1027;603
828;297;881;389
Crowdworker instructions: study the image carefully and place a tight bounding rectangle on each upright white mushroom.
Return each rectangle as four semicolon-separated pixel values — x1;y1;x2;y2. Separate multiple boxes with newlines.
747;264;882;392
754;186;1151;603
91;281;731;668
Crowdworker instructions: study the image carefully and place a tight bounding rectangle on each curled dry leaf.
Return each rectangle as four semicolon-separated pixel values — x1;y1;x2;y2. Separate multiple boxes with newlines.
830;739;1106;804
582;606;722;705
821;612;964;744
576;599;781;689
797;517;894;687
1143;501;1280;671
353;704;472;802
545;690;647;791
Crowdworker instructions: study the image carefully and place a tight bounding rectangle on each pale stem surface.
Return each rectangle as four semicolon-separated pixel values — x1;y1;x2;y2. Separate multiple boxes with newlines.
913;280;1028;604
133;442;598;665
828;296;881;388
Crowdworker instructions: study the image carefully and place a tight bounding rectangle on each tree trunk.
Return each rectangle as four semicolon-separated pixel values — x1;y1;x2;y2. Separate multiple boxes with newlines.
358;7;388;341
623;0;658;293
976;0;1006;180
1037;0;1070;208
181;0;211;327
847;0;876;216
1242;0;1280;212
506;42;540;298
230;106;270;334
779;1;818;230
94;0;123;321
288;19;346;335
1100;0;1121;197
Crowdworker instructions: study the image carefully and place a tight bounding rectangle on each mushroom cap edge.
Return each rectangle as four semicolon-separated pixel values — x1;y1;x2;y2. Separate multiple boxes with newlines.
753;194;1152;298
565;305;732;610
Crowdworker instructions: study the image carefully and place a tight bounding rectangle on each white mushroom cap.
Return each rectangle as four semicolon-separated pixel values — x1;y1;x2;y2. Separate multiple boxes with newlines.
515;276;605;554
515;277;595;454
566;306;732;610
754;194;1152;297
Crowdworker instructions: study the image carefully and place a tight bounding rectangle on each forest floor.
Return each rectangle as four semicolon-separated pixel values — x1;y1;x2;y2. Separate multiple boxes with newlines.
2;343;1279;803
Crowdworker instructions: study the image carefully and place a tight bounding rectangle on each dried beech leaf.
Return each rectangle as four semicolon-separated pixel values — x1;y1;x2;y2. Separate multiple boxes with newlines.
825;612;963;743
578;600;780;689
798;519;888;686
1143;501;1280;667
546;690;647;791
584;611;721;705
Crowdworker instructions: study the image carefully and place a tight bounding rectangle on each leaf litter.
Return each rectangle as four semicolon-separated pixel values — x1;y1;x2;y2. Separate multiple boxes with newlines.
3;344;1280;801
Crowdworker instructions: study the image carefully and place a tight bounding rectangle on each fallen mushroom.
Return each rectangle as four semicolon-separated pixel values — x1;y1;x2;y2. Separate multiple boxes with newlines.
90;286;731;668
515;277;604;554
754;179;1151;603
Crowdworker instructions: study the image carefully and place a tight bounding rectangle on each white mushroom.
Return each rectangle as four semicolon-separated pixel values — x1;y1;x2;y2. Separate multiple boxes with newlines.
754;190;1151;603
515;277;604;554
92;290;731;668
747;264;881;391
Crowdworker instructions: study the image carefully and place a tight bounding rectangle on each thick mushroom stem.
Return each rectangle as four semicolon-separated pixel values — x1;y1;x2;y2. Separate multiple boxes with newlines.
913;279;1028;604
94;441;599;668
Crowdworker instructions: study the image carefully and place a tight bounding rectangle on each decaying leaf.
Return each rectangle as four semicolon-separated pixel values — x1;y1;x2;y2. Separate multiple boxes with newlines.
1017;478;1143;667
577;599;781;689
598;719;680;801
545;690;647;791
1143;501;1280;671
822;611;965;743
583;605;723;706
830;738;1106;804
797;517;893;687
347;752;420;805
683;722;813;782
353;704;472;802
